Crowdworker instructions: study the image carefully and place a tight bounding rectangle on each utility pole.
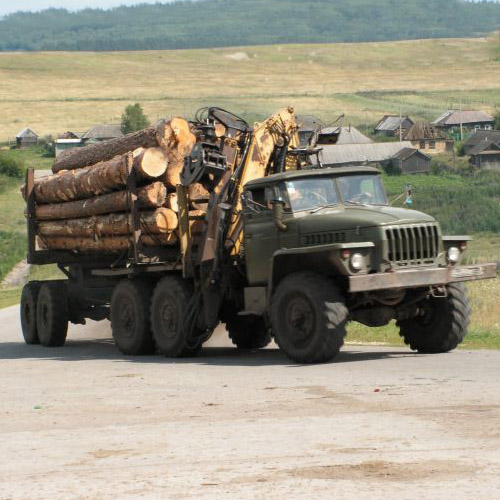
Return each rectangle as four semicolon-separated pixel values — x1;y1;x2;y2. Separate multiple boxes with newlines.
399;106;403;142
459;100;463;142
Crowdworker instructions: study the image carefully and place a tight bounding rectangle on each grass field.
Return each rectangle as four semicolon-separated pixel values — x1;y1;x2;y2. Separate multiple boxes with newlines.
1;36;500;140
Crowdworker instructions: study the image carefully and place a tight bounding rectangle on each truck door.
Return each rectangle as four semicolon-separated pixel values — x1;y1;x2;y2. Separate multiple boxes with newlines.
242;186;279;285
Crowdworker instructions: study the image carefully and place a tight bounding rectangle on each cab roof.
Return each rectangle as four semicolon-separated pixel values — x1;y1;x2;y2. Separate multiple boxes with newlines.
244;166;380;188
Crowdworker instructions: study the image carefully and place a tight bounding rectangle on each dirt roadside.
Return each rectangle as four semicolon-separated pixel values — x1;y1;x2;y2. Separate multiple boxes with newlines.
0;304;499;500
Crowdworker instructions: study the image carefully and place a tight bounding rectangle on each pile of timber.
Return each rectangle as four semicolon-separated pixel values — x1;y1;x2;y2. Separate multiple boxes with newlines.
27;118;207;254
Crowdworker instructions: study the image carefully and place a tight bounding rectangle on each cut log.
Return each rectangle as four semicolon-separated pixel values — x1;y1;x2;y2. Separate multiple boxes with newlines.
37;232;178;252
35;182;166;220
166;192;178;212
37;208;178;238
34;148;167;204
164;118;197;188
52;121;170;173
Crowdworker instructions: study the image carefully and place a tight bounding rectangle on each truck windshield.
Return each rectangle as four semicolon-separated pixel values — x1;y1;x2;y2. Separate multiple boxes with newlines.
336;175;388;206
285;178;339;212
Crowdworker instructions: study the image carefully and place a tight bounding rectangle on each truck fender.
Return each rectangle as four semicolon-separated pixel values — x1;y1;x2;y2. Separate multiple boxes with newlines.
267;242;375;305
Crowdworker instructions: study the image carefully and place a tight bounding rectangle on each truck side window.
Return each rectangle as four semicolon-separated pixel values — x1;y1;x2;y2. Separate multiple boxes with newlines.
243;188;268;214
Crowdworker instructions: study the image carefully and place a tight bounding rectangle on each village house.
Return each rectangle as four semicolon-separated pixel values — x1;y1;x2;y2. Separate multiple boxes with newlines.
389;147;431;174
318;141;415;167
82;124;123;142
468;141;500;171
374;115;414;138
432;110;494;140
461;130;500;156
15;128;39;148
403;122;453;155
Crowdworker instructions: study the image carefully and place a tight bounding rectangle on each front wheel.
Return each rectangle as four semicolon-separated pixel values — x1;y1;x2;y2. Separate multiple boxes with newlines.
397;283;470;353
271;272;348;364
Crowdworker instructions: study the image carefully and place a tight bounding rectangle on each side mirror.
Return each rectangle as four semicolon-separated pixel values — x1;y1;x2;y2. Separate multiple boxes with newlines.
270;199;287;232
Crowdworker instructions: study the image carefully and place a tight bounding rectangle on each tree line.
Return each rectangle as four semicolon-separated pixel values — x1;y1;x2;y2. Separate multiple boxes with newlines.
1;0;500;52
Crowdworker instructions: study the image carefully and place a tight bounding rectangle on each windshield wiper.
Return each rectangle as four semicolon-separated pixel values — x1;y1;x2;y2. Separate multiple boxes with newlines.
310;203;340;214
344;200;366;206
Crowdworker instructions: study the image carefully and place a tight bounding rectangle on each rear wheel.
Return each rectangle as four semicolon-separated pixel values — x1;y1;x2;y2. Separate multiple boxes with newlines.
36;282;69;347
271;272;348;364
20;281;41;345
226;314;271;349
151;275;203;358
397;283;470;353
110;280;155;355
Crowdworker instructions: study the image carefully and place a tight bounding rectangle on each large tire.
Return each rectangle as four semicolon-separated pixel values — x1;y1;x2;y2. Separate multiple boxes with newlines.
226;314;271;349
110;280;155;355
20;281;41;345
150;275;203;358
271;272;348;364
397;283;470;353
36;282;69;347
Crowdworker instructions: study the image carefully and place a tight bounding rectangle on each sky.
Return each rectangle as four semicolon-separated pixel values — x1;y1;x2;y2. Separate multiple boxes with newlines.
0;0;496;17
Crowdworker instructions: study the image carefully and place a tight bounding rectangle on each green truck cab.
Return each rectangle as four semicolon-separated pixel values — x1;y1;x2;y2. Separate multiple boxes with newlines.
239;166;496;363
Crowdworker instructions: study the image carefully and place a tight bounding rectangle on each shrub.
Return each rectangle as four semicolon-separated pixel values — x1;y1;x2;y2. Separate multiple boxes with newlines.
0;153;25;178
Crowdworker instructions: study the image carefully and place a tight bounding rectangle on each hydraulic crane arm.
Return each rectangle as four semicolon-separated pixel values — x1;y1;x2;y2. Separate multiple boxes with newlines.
224;107;300;255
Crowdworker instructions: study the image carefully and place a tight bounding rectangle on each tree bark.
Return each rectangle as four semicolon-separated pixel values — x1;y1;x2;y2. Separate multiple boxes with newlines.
38;232;178;252
35;182;166;220
52;121;171;173
37;208;178;238
34;148;167;204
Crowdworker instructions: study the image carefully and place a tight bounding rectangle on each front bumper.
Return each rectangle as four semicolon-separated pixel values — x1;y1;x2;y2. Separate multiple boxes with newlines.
348;263;497;293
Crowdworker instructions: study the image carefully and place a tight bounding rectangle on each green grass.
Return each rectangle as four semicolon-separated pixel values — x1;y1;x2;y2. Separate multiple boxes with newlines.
0;230;26;282
0;146;53;171
383;171;500;235
0;37;500;140
346;322;500;351
0;287;21;310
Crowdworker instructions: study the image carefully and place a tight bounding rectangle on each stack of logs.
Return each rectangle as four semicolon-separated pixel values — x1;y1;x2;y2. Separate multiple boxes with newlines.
27;118;210;253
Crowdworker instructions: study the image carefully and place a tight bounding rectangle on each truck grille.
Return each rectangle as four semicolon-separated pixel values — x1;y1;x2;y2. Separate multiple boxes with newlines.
385;224;440;264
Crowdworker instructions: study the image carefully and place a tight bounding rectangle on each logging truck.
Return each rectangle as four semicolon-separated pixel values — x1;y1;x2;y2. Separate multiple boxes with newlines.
20;107;496;363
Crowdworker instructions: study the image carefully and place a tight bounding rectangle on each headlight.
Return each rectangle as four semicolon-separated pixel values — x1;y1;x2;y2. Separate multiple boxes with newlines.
447;246;460;263
350;253;364;271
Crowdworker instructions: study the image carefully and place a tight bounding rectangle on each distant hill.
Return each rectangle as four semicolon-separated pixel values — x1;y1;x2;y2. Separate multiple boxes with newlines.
1;0;500;51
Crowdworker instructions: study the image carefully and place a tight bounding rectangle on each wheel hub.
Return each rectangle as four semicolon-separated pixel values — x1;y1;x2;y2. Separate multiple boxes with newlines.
286;295;315;348
118;299;135;338
160;300;178;340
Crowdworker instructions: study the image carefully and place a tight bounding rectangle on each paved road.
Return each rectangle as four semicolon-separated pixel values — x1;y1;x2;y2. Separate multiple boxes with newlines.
1;304;499;500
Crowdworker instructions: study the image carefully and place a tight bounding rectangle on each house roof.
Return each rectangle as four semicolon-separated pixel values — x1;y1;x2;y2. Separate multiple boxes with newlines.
404;122;448;141
318;141;413;166
16;127;38;138
318;126;373;145
375;115;414;132
82;124;123;140
469;141;500;156
433;110;493;127
392;147;431;161
463;130;500;148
